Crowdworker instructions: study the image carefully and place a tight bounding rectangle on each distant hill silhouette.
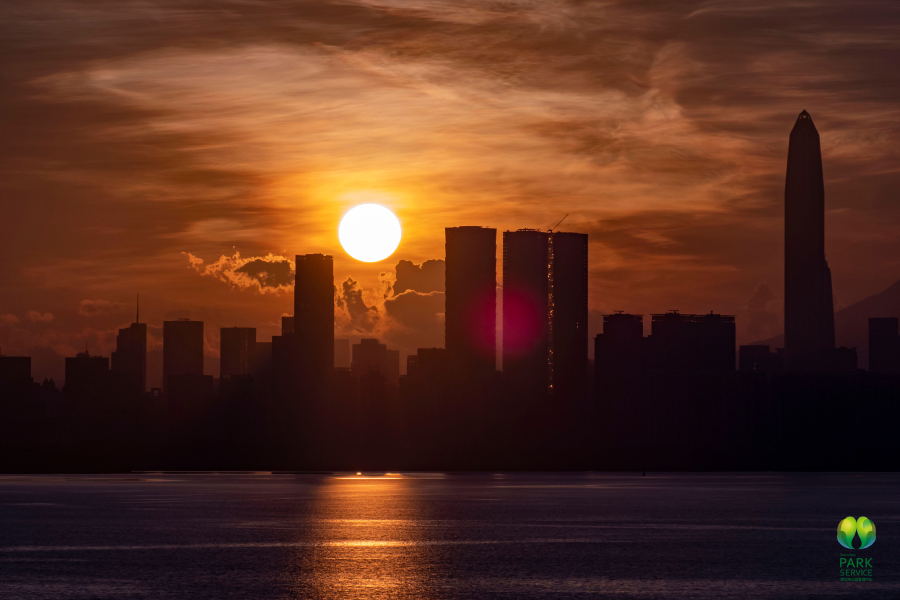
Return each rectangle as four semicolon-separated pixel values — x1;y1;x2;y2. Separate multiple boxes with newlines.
753;279;900;369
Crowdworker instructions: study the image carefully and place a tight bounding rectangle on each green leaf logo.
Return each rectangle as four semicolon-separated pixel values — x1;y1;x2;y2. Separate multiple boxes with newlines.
856;516;876;549
837;516;876;549
837;516;857;549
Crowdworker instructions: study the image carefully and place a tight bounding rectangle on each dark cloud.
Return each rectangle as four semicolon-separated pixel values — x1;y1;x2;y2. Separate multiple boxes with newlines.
185;252;294;294
335;277;380;334
234;258;294;290
393;259;445;295
383;290;444;349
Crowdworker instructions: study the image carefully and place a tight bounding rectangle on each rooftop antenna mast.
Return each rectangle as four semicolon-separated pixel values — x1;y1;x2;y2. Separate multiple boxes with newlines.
136;293;140;324
548;213;569;233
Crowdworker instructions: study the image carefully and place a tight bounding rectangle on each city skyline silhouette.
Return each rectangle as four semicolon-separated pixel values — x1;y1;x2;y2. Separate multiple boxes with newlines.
7;108;900;386
5;2;900;390
3;110;900;473
3;5;900;598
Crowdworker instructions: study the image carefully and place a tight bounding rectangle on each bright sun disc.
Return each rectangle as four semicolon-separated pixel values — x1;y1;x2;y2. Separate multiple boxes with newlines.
339;204;402;262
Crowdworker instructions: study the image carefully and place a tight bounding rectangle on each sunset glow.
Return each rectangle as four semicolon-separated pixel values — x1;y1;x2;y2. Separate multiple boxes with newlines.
1;4;899;595
2;0;900;387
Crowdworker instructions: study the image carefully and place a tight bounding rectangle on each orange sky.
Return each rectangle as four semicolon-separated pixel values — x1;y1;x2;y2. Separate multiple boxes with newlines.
2;0;900;384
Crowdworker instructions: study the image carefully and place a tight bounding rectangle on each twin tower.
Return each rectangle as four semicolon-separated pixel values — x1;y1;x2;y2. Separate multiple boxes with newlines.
446;226;588;397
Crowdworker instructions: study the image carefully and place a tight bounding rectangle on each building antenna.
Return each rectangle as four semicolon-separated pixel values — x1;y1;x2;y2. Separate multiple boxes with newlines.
136;293;140;324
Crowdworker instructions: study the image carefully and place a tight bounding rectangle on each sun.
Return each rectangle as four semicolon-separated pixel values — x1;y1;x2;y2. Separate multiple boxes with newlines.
338;204;402;262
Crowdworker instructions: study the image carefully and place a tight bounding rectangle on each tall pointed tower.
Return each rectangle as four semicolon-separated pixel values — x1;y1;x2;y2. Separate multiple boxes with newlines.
784;110;835;370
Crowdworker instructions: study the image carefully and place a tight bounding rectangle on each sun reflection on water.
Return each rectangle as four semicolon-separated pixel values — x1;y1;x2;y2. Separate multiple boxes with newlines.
287;474;440;599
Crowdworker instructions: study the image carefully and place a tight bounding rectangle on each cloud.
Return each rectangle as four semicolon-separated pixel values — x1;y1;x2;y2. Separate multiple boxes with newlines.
393;259;445;295
4;0;900;367
334;277;381;334
1;314;20;325
26;311;54;323
77;299;117;317
383;290;445;349
234;258;294;289
328;261;447;358
185;252;294;294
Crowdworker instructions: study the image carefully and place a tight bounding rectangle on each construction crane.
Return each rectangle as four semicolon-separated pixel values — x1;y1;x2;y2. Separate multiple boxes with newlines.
548;213;569;232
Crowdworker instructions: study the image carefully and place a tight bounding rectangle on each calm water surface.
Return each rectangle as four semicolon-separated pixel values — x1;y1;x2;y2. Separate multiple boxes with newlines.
0;473;898;599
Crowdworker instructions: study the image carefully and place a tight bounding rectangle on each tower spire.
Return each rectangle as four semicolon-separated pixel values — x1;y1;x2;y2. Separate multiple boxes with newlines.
136;293;140;324
784;109;835;371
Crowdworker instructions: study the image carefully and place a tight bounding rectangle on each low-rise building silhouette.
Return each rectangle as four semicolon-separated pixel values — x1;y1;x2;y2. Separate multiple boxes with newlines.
352;339;400;387
869;317;900;374
163;319;204;393
406;347;448;381
65;351;109;398
335;338;351;369
0;355;32;388
252;341;272;380
220;327;256;378
595;313;645;400
738;345;783;372
649;311;735;371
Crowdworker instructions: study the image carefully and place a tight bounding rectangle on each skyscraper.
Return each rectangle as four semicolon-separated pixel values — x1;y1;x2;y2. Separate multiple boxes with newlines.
549;231;589;398
111;297;146;393
111;322;147;394
784;110;835;371
294;254;334;379
502;229;589;398
503;229;550;396
445;226;497;374
162;319;204;392
220;327;256;378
